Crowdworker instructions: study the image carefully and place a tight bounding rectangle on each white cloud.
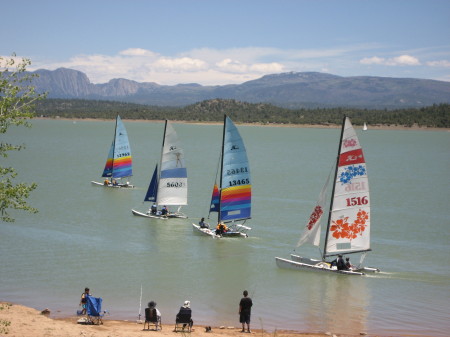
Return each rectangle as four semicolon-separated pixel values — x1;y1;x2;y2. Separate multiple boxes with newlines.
388;55;420;66
360;54;420;66
360;56;385;65
25;45;449;85
119;48;157;57
250;62;284;73
153;57;207;72
427;60;450;67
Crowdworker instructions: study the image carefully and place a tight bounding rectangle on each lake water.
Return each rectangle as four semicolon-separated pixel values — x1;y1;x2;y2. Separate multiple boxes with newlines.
1;119;449;336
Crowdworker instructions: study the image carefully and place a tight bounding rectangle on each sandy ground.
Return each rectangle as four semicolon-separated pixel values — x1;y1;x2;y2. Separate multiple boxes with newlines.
36;116;449;131
0;302;379;337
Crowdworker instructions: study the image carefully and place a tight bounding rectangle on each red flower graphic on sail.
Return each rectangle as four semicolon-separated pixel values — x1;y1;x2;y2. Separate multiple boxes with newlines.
307;205;323;230
330;209;369;240
343;138;357;148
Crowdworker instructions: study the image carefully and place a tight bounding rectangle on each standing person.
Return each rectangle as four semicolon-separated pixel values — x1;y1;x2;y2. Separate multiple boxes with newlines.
239;290;253;333
79;287;90;315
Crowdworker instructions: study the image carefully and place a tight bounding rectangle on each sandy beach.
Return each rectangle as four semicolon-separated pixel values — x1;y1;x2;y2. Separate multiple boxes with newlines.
0;302;379;337
35;116;449;131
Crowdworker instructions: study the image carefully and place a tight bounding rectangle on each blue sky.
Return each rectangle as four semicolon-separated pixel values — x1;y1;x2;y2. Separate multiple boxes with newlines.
1;0;449;85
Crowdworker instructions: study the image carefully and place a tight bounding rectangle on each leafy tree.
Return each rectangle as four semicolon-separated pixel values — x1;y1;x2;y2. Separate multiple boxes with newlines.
0;54;46;222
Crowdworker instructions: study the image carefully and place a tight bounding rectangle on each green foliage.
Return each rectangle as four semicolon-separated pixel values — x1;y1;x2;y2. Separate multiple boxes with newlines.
1;54;46;222
35;98;450;128
0;319;10;334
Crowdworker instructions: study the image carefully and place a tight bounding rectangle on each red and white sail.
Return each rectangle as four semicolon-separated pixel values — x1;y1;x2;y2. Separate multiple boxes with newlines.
325;117;371;255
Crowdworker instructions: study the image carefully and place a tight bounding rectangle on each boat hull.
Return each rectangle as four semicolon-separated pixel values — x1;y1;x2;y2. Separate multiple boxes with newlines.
192;224;248;238
91;181;134;188
289;254;380;273
132;209;187;219
275;256;366;275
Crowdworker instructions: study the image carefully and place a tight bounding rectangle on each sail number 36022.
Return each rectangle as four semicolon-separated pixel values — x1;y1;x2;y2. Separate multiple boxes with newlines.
346;196;368;207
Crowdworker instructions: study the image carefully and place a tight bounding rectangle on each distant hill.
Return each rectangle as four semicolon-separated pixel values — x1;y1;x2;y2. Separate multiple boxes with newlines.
31;68;450;109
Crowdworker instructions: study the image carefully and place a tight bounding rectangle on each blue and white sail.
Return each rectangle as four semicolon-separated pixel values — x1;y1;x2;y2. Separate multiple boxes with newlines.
156;121;188;206
144;165;158;202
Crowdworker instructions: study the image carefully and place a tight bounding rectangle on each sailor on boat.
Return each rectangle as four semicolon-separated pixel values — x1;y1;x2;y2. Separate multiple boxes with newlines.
199;217;209;229
150;204;157;215
331;255;349;271
215;222;228;235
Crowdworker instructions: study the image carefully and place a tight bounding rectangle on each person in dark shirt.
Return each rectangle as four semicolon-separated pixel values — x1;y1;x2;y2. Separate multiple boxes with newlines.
239;290;253;333
336;254;349;271
176;300;193;330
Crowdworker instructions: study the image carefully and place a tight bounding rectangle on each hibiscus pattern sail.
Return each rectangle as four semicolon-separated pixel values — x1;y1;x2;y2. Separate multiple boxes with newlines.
296;170;331;248
325;117;370;255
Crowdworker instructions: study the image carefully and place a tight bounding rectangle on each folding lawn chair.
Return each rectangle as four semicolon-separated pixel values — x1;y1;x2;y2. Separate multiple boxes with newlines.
86;296;105;325
144;307;162;331
174;308;192;332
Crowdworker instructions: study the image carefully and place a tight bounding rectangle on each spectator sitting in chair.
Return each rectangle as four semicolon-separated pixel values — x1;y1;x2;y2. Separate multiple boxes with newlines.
148;301;161;320
176;300;193;330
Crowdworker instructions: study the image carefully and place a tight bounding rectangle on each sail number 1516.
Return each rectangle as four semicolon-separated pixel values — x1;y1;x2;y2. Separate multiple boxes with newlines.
346;196;368;207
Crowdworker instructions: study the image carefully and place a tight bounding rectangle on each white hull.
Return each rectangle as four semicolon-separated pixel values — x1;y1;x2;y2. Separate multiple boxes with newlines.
276;254;379;275
91;181;134;188
192;224;250;238
132;209;187;219
275;256;366;275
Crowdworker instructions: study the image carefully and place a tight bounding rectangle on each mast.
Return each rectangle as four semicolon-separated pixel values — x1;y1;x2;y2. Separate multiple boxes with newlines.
156;120;168;206
111;115;119;179
322;115;346;260
218;114;227;223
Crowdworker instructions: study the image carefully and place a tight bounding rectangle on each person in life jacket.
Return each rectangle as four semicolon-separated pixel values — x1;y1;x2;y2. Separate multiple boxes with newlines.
79;287;90;315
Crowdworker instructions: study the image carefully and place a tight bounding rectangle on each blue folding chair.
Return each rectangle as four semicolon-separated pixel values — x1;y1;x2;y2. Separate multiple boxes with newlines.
86;296;105;325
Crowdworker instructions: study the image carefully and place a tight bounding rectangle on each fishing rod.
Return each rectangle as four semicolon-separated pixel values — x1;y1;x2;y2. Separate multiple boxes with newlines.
137;284;143;322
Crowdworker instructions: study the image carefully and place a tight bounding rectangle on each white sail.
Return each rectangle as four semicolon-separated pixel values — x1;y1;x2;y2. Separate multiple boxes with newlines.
296;170;331;247
156;122;188;206
363;122;368;131
325;118;370;255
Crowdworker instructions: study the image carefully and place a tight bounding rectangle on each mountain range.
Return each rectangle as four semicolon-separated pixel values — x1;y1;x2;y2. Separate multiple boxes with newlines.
32;68;450;109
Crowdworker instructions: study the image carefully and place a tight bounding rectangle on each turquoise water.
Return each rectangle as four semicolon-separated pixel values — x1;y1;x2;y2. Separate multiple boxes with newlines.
1;119;449;336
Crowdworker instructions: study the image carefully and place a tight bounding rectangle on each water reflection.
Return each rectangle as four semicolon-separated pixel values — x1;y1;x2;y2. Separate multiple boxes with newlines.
303;274;369;335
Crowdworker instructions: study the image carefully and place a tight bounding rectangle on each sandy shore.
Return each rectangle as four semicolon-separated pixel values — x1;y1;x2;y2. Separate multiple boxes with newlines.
35;116;449;131
0;302;377;337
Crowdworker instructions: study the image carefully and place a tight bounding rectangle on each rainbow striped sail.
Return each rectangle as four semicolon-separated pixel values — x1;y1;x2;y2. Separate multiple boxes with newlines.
101;115;133;179
209;184;220;213
218;116;251;222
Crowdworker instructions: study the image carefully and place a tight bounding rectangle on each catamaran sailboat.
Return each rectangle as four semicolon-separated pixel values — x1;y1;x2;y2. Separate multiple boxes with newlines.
192;115;251;238
91;115;134;188
275;116;379;275
132;120;188;219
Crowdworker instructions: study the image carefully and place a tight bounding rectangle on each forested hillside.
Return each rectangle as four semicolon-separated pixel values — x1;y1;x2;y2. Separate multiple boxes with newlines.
35;98;450;128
